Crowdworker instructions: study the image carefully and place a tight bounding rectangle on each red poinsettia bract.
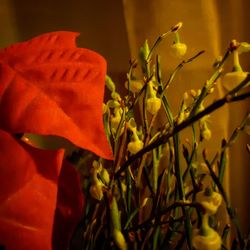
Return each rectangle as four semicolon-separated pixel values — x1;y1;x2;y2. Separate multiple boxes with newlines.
0;130;83;250
0;32;113;249
0;31;113;160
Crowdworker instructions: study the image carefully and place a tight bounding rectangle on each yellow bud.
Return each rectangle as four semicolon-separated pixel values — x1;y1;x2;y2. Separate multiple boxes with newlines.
192;228;222;250
190;89;197;97
222;71;248;90
208;87;215;94
111;116;121;130
201;127;212;141
111;91;121;101
128;140;144;154
92;160;102;172
125;80;143;93
139;40;150;61
170;42;187;58
111;108;123;132
101;168;110;185
105;75;116;92
121;181;127;193
177;112;185;124
107;100;120;108
89;182;103;201
113;229;127;250
196;189;222;215
146;97;161;115
183;92;189;100
184;111;190;119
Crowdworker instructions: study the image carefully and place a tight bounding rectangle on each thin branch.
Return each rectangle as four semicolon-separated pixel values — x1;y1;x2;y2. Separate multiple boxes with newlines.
114;74;250;179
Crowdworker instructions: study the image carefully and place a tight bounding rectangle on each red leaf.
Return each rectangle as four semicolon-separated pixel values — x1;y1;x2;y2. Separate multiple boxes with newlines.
0;130;83;250
0;32;113;160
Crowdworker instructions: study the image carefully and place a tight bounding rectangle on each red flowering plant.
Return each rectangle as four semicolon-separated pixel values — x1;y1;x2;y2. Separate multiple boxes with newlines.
1;24;250;250
0;32;113;250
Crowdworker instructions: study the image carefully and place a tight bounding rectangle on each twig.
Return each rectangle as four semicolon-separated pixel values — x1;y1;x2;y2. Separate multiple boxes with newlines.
115;75;250;179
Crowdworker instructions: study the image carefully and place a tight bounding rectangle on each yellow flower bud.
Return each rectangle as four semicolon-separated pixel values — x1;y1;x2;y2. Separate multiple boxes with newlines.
121;181;127;193
201;127;212;141
128;140;144;154
89;181;104;201
107;100;120;108
113;229;127;250
111;108;124;134
222;71;248;90
111;115;121;130
199;119;211;141
111;91;122;101
192;228;222;250
101;168;110;185
190;89;197;97
146;97;161;115
139;40;150;61
196;189;222;215
193;212;222;250
105;75;116;92
183;91;189;100
92;160;102;173
125;80;143;93
170;42;187;58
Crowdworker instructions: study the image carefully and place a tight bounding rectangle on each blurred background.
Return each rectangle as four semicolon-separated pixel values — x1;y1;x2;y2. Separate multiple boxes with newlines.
1;0;249;235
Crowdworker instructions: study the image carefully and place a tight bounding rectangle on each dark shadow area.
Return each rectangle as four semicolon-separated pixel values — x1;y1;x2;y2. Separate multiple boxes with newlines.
10;0;130;75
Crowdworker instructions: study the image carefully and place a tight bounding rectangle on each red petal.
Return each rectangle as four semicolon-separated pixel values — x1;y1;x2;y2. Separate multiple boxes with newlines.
0;130;83;250
0;32;113;160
